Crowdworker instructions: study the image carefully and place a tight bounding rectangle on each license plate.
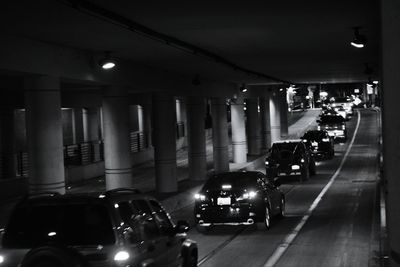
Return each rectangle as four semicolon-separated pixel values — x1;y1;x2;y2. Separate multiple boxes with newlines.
312;141;318;147
217;197;231;205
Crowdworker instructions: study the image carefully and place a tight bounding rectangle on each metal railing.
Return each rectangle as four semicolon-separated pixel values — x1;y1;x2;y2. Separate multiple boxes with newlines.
176;121;185;139
130;131;148;153
64;141;104;166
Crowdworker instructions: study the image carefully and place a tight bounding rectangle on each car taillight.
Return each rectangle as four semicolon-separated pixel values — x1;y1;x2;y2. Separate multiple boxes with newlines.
342;125;346;130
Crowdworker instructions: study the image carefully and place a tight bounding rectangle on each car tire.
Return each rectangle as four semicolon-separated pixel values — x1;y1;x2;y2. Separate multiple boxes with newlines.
300;167;309;182
183;249;198;267
278;198;285;219
21;246;84;267
309;160;316;176
196;224;212;233
258;205;271;230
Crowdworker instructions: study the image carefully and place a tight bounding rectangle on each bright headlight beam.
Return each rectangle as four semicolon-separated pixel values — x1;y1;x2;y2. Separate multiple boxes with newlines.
114;251;130;261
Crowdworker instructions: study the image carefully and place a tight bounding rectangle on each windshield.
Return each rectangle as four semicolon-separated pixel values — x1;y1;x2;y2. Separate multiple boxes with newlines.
303;131;326;140
319;116;344;124
3;203;115;248
204;173;259;189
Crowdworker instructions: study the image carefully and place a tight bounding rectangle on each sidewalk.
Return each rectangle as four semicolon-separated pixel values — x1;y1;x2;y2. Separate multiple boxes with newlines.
0;109;320;227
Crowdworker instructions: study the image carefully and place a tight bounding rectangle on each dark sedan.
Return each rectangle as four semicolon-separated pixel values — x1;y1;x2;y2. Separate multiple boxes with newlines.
265;140;316;182
301;130;335;160
317;115;347;142
194;171;284;231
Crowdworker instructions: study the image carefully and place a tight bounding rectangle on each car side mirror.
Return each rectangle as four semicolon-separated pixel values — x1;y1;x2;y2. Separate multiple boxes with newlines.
175;220;190;234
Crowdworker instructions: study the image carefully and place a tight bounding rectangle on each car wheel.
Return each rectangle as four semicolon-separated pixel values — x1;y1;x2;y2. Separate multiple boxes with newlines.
278;198;285;218
262;206;271;230
300;167;309;182
183;249;198;267
21;246;84;267
309;161;316;175
196;224;212;233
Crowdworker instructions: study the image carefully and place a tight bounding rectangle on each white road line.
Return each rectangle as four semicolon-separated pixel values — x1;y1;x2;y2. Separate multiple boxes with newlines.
263;110;361;267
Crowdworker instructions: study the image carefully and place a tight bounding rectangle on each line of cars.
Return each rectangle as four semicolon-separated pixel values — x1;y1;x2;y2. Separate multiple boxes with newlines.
192;99;355;232
0;189;198;267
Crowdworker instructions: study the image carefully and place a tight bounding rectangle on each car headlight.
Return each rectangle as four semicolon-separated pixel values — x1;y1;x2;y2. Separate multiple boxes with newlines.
317;125;321;130
322;138;330;142
194;193;206;201
342;125;346;130
0;255;4;264
114;250;130;262
300;158;305;163
291;165;300;170
242;191;257;199
265;160;269;165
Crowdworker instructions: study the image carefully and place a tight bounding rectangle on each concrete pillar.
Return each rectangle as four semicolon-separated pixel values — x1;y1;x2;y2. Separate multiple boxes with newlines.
270;92;281;144
260;95;271;150
72;108;84;144
83;107;100;142
24;75;65;193
186;96;207;180
247;97;262;155
381;0;400;265
102;86;133;190
152;94;177;193
0;107;16;178
280;91;289;137
83;107;101;161
231;96;247;163
211;97;230;172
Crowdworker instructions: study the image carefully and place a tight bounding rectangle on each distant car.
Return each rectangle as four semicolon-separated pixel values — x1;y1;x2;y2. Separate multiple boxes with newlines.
194;171;285;230
331;97;354;116
317;115;347;142
333;106;348;120
0;189;198;267
265;140;316;182
301;130;335;160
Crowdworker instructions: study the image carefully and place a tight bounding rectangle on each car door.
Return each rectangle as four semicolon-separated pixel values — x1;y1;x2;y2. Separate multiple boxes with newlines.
260;174;281;214
148;200;182;267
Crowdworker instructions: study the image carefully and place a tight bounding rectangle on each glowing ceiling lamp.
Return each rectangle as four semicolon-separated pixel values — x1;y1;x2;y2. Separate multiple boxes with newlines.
99;51;116;70
350;27;367;48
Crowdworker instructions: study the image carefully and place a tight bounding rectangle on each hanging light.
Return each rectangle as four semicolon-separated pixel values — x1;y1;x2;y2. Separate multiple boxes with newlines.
99;51;116;70
350;27;367;48
240;83;248;93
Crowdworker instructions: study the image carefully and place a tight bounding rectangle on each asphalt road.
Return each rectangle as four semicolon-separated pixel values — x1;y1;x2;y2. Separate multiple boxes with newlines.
171;108;380;267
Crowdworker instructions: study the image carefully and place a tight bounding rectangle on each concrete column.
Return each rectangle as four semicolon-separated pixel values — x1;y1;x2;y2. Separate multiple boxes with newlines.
260;95;271;150
280;91;289;137
83;107;101;161
211;97;230;172
231;96;247;163
72;108;84;144
24;75;65;193
102;86;133;190
82;107;100;142
382;1;400;265
152;94;177;193
0;107;16;178
247;97;262;155
186;96;207;180
270;92;281;144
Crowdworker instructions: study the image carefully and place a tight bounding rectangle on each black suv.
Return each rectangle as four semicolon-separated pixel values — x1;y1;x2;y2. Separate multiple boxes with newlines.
194;171;284;230
0;189;198;267
317;115;347;142
301;130;335;160
265;140;316;182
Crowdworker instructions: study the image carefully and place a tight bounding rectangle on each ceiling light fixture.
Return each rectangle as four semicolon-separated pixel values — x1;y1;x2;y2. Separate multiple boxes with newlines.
99;51;116;70
350;27;367;48
240;84;248;93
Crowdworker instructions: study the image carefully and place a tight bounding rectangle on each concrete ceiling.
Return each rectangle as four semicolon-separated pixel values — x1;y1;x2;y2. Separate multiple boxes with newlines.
0;0;379;86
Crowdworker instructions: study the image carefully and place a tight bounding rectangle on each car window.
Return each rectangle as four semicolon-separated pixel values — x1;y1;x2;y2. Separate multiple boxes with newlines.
149;200;174;235
3;203;115;248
